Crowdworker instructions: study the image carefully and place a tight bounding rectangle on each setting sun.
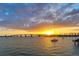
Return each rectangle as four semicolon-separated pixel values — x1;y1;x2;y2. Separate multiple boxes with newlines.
44;31;54;35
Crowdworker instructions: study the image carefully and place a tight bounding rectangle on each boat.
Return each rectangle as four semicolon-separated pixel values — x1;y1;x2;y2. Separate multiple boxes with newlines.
51;39;58;42
72;39;79;46
72;39;79;42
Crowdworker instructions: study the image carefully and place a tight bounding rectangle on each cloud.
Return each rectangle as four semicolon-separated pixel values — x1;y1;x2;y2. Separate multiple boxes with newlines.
0;3;79;30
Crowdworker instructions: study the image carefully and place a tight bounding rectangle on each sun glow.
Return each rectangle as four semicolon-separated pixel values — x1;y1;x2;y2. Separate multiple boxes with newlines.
44;31;55;35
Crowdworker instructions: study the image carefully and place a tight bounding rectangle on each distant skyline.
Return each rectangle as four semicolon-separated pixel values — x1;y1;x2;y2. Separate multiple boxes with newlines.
0;3;79;35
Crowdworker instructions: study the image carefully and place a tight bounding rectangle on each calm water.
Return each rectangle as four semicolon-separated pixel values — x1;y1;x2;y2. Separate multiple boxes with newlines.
0;37;79;56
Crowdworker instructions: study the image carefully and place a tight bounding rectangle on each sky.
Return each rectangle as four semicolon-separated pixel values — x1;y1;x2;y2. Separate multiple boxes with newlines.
0;3;79;35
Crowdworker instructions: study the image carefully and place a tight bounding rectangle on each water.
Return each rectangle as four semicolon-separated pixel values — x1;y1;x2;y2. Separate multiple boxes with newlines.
0;36;79;56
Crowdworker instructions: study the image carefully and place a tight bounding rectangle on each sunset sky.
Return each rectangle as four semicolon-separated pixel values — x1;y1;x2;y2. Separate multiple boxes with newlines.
0;3;79;35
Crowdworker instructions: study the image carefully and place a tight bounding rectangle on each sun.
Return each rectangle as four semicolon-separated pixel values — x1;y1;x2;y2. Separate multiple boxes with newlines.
44;31;54;35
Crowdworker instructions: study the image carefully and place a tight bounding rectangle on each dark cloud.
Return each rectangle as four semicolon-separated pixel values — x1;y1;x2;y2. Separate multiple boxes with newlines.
66;9;79;15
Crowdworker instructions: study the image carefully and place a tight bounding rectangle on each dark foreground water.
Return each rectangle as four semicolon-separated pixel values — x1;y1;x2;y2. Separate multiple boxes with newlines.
0;37;79;56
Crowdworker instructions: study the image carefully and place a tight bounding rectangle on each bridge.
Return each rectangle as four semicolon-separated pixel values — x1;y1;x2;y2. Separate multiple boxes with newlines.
0;34;79;37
